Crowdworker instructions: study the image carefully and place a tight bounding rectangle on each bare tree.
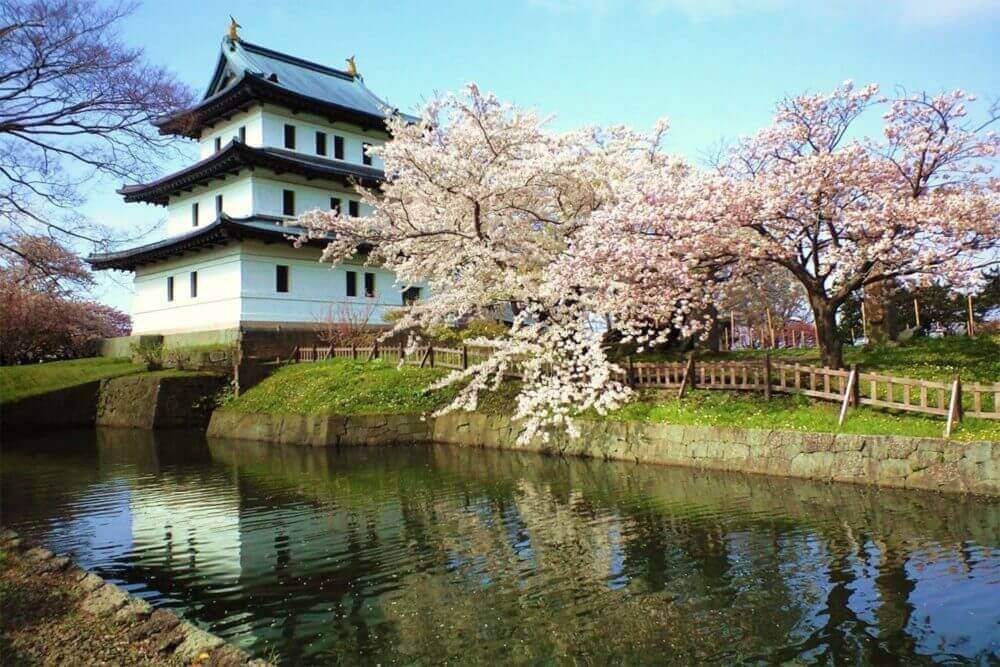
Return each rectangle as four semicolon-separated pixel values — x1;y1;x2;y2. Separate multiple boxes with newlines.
0;0;194;272
315;298;383;348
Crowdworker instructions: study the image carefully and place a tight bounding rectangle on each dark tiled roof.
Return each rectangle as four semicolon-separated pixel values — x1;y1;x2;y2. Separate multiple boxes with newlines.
86;214;335;271
155;37;417;137
117;141;384;206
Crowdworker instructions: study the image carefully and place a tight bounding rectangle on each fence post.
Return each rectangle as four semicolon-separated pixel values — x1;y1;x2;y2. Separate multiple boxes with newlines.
838;366;857;427
400;340;406;363
678;352;696;399
462;345;469;370
763;353;772;400
351;343;357;360
944;374;962;438
850;364;860;406
429;344;435;368
627;355;635;388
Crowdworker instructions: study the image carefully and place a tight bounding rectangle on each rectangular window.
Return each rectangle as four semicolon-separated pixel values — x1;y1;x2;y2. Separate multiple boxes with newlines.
403;286;421;305
362;142;373;166
190;271;198;298
215;194;223;215
276;265;289;293
238;126;246;143
166;276;174;302
333;135;344;160
282;189;295;216
283;124;296;149
330;197;341;214
315;131;327;156
214;136;222;153
345;270;357;297
348;200;359;217
191;202;199;227
364;272;375;298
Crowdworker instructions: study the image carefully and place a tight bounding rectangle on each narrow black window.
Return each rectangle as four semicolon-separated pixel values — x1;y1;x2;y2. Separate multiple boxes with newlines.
214;136;222;153
315;131;327;156
362;142;373;166
282;189;295;216
364;272;375;298
403;286;421;305
345;270;357;297
238;126;246;143
191;202;199;227
333;135;344;159
166;276;174;302
276;265;289;293
330;197;341;214
190;271;198;298
284;124;296;149
348;200;359;217
215;194;223;215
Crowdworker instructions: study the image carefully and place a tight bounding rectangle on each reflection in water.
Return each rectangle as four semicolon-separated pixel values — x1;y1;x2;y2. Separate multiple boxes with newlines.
2;428;998;664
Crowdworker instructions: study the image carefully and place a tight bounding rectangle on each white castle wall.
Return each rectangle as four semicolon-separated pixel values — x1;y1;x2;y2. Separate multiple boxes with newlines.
132;246;244;335
130;241;417;335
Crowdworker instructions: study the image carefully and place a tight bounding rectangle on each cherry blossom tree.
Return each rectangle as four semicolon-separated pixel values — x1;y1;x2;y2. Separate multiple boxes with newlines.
297;86;705;440
0;234;130;362
711;82;999;367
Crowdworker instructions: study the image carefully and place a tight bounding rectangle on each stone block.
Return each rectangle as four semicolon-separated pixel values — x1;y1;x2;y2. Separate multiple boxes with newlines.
77;572;106;593
173;623;226;662
23;546;54;562
115;598;154;624
127;609;180;642
39;555;71;572
80;582;130;616
877;458;912;480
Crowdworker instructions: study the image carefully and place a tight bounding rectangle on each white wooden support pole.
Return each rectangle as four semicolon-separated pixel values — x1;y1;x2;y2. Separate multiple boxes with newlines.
944;375;961;438
838;366;857;427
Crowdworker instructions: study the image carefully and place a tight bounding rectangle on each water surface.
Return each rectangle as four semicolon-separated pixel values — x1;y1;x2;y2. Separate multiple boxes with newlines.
2;428;998;664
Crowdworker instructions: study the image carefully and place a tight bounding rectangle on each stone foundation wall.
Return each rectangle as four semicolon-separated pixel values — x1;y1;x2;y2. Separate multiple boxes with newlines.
1;382;102;433
97;375;227;429
207;409;999;496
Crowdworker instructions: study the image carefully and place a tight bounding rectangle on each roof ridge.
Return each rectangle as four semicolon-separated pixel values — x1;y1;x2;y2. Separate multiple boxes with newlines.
237;40;355;81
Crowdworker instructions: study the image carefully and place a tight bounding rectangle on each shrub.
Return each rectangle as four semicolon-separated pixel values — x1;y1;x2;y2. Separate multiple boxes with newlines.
130;340;164;371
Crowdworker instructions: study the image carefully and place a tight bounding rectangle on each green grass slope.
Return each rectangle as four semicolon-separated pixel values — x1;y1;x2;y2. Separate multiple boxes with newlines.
225;352;997;442
0;358;144;404
225;358;458;416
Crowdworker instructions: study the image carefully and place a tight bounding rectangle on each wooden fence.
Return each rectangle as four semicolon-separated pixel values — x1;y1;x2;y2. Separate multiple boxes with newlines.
292;344;999;436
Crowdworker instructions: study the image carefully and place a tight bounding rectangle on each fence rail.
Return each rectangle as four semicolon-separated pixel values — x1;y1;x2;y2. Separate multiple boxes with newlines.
292;344;999;436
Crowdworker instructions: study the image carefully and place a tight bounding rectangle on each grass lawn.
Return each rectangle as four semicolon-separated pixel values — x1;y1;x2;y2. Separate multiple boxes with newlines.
0;357;144;404
225;358;459;416
226;356;998;442
636;334;1000;383
610;390;999;442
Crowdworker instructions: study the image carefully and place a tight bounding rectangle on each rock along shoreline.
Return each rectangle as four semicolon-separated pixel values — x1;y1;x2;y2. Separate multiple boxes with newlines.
0;528;271;666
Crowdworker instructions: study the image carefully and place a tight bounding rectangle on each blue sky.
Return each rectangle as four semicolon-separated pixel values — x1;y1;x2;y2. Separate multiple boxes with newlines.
88;0;1000;311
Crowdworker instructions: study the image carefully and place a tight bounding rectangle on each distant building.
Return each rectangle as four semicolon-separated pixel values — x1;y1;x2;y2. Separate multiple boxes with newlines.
88;29;420;337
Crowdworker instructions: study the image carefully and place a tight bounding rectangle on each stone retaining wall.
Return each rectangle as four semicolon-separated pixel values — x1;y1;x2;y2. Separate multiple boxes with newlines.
97;374;226;429
208;410;999;496
1;381;102;433
0;528;269;666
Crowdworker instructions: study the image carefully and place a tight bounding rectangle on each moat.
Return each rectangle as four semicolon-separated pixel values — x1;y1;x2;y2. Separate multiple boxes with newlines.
2;428;998;664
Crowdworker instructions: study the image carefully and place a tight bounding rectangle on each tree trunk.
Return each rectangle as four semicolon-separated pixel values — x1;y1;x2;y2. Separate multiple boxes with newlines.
704;304;722;352
864;276;896;344
809;296;844;368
